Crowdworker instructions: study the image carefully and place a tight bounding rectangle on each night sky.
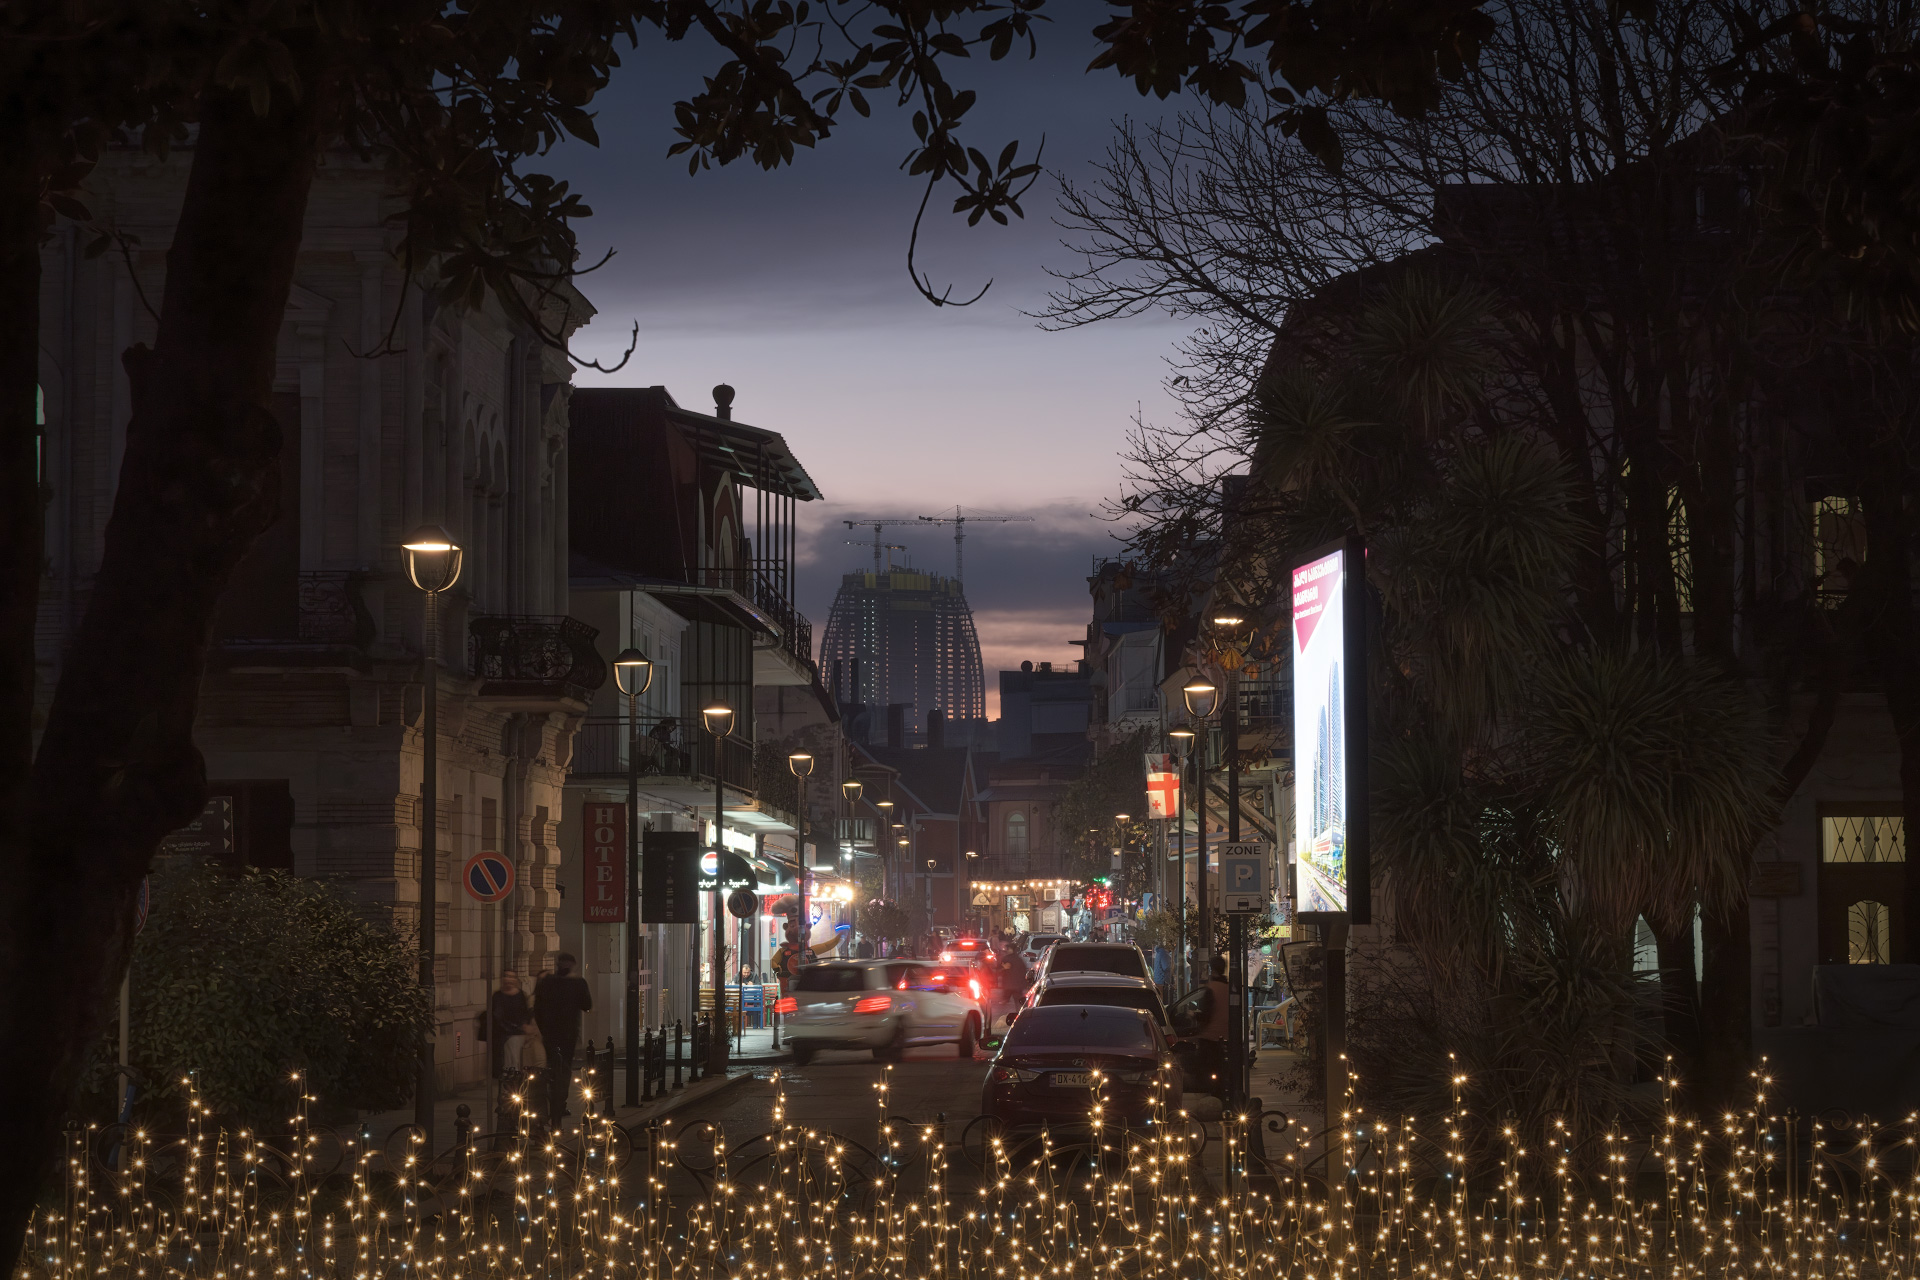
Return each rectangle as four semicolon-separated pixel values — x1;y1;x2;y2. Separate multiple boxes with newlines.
555;19;1190;710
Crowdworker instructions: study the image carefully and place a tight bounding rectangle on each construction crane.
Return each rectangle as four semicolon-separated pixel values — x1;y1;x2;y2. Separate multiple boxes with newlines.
917;507;1034;584
843;519;919;573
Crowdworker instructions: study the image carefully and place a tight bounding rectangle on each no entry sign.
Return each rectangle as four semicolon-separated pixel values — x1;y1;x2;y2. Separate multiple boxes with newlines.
463;851;515;903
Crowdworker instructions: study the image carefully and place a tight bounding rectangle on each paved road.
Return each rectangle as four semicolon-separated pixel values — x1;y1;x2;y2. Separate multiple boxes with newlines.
677;1043;991;1150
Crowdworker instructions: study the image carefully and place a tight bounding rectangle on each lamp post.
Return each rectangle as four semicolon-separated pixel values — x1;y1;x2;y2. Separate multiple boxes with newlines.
841;778;863;947
612;647;652;1107
1208;606;1249;1111
964;850;978;935
402;525;462;1146
1167;726;1195;996
701;702;735;1075
875;796;895;898
788;751;814;960
1182;678;1220;990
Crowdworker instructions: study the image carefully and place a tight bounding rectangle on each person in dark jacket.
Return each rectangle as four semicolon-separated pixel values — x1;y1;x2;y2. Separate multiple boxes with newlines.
533;954;593;1122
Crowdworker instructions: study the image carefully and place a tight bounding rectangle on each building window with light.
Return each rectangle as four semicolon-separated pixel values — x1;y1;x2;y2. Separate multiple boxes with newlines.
1819;809;1906;965
1005;810;1028;858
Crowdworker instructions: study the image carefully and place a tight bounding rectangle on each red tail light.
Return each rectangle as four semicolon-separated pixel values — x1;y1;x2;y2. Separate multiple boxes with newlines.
854;995;892;1014
774;996;797;1015
968;978;982;1000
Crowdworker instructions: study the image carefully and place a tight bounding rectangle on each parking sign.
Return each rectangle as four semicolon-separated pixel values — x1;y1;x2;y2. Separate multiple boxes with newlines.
1216;843;1270;914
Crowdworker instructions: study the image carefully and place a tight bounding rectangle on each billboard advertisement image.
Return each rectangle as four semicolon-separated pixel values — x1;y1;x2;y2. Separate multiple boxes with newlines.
1291;540;1367;920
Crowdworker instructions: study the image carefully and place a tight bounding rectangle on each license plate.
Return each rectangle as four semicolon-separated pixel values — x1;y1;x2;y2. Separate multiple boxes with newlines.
1048;1072;1093;1088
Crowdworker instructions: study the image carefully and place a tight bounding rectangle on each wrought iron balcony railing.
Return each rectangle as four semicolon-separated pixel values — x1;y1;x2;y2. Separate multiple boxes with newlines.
571;716;755;793
468;615;607;702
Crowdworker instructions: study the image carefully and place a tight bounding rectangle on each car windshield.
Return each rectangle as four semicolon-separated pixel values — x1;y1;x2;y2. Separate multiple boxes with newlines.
794;966;868;993
1038;986;1166;1023
1004;1006;1156;1051
1046;946;1147;979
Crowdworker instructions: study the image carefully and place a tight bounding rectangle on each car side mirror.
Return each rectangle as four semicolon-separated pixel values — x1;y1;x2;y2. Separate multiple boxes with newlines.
1004;1008;1018;1022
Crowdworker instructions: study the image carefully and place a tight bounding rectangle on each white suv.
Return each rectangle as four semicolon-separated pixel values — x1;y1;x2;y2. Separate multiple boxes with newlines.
782;960;986;1065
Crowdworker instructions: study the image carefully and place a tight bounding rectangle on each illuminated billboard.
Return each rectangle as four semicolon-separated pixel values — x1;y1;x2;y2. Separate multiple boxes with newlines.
1290;539;1368;922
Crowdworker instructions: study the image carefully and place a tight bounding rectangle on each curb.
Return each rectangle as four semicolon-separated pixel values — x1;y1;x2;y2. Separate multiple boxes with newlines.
613;1067;757;1129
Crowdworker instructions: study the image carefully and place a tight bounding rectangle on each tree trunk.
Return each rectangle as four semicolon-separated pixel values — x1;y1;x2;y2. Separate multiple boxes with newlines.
0;109;49;1250
0;111;44;878
1860;465;1920;960
0;73;322;1265
1652;916;1701;1084
1697;901;1752;1113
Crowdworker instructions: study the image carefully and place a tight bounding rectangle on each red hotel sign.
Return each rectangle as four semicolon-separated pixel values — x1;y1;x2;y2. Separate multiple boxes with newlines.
584;802;626;923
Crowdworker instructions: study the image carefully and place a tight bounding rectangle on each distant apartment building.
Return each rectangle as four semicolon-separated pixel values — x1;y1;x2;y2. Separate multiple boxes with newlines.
819;566;985;747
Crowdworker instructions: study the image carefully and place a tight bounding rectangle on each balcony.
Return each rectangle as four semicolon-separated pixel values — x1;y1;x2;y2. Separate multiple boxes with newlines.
468;615;607;703
571;716;755;793
687;563;815;683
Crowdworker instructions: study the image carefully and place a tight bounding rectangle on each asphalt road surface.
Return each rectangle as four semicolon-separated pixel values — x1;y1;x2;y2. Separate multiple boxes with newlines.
676;1042;991;1153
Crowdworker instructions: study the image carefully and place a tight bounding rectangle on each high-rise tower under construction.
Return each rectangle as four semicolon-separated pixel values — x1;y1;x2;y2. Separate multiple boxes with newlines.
820;567;985;744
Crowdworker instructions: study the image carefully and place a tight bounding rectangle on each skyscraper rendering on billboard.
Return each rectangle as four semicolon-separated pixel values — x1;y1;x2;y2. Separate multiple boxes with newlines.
1291;540;1367;919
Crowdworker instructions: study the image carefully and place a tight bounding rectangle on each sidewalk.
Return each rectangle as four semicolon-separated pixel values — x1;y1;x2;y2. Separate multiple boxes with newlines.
352;1059;768;1160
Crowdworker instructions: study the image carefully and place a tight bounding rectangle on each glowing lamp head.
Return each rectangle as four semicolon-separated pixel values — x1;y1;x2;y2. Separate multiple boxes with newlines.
612;647;654;697
841;777;864;802
401;524;463;594
1182;681;1221;719
701;704;736;737
787;751;815;778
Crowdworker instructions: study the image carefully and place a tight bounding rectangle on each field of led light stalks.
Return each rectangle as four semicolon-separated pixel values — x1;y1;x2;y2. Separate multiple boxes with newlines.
15;1068;1920;1280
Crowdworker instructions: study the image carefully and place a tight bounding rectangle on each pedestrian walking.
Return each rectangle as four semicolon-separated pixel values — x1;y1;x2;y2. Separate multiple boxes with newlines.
771;922;806;996
489;970;532;1079
1192;955;1231;1097
533;953;593;1123
1151;944;1172;996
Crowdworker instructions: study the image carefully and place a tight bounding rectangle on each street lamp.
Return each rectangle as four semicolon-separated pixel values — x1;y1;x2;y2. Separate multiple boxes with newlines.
1182;680;1220;719
1207;606;1252;1110
840;777;863;945
401;525;462;1146
788;750;814;951
701;702;734;1074
612;647;652;1107
1182;680;1219;995
1167;726;1196;994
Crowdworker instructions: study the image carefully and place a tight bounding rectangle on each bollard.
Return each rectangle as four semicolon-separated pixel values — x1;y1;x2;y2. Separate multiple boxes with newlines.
641;1028;655;1102
673;1019;684;1090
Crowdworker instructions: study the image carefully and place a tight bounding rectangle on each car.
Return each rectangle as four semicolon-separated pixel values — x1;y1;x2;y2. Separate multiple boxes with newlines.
938;936;996;965
1033;941;1151;983
1015;973;1198;1088
779;960;987;1065
1020;972;1173;1035
1020;933;1066;966
981;1004;1183;1129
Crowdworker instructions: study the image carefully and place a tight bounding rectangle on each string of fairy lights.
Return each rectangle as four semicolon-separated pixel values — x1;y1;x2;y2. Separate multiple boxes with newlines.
19;1065;1920;1280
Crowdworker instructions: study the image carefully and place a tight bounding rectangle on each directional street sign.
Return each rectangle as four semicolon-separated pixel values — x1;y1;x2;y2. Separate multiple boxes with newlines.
463;851;515;903
1215;843;1270;914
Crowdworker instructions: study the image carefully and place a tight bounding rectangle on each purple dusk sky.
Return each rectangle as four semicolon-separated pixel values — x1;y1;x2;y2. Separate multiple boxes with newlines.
556;22;1195;714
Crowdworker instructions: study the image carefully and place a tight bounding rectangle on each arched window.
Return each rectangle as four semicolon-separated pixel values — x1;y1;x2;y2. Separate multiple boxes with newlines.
1850;900;1892;964
1005;811;1028;858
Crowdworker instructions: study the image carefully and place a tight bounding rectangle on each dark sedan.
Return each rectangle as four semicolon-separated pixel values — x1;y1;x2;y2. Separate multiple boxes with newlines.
980;1004;1182;1128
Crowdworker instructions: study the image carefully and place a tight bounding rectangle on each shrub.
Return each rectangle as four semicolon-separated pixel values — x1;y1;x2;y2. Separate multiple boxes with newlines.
101;859;430;1129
